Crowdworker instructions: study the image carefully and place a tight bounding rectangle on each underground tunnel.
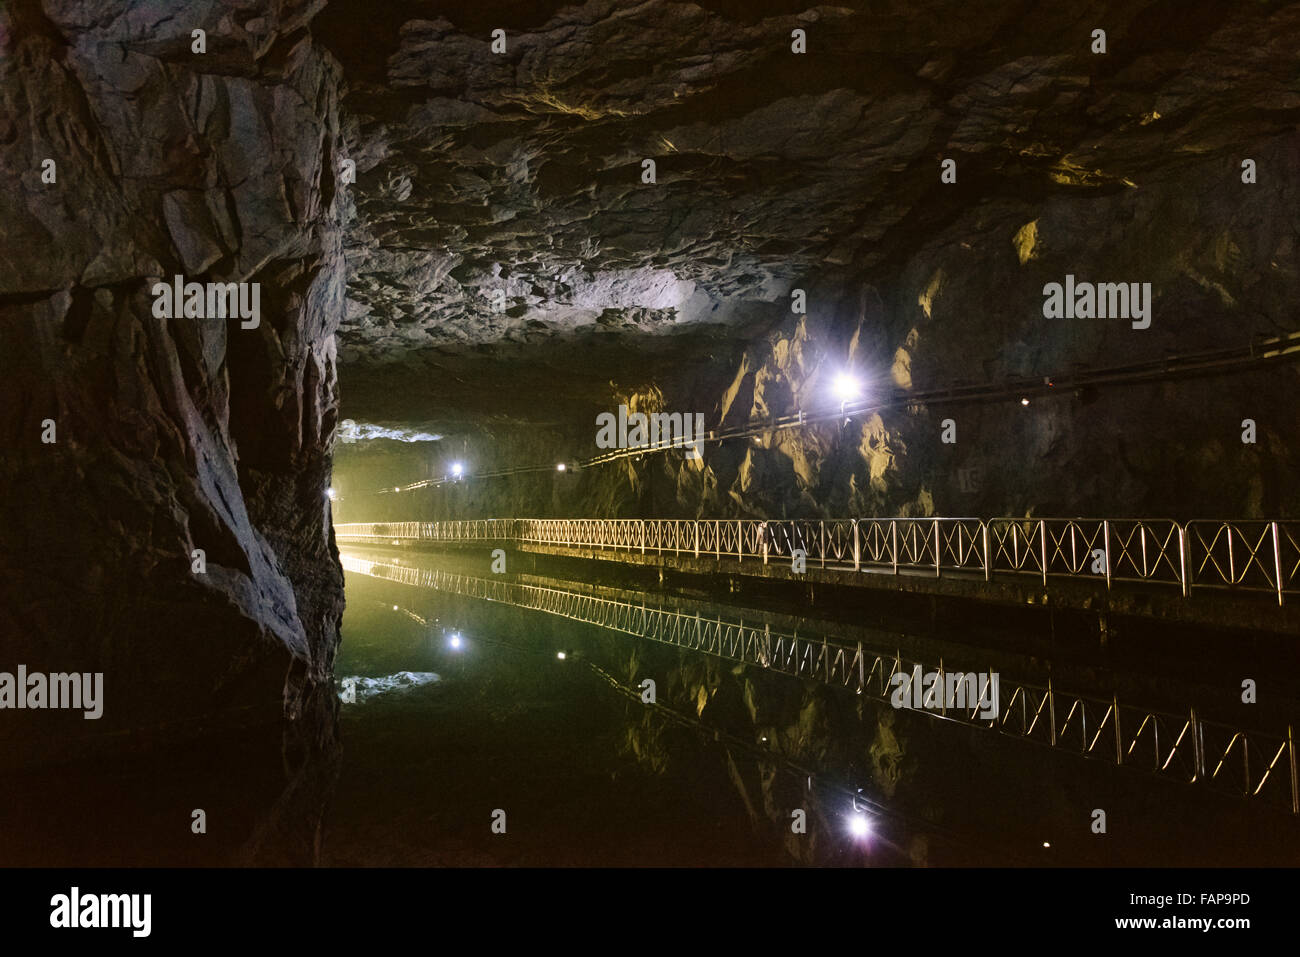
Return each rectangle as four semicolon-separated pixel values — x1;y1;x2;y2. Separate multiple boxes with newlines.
0;0;1298;916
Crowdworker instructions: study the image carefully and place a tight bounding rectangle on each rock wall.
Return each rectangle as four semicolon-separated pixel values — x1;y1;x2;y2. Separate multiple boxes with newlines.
329;0;1300;526
0;0;347;765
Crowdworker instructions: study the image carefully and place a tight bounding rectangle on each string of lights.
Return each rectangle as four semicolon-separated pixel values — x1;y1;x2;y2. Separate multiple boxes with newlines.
364;329;1300;496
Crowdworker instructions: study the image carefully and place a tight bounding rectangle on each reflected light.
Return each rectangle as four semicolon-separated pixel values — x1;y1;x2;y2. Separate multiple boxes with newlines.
327;487;337;501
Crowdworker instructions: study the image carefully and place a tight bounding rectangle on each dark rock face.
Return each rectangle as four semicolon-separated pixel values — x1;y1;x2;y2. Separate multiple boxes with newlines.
331;0;1300;522
0;0;346;764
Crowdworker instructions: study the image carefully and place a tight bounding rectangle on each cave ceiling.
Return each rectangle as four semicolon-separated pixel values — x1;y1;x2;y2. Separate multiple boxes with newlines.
318;0;1300;433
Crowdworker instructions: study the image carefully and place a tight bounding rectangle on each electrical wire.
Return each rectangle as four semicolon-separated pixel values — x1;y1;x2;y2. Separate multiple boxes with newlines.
369;329;1300;495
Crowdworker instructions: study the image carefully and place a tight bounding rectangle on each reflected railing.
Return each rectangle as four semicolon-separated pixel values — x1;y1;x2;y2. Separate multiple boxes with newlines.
340;552;1299;814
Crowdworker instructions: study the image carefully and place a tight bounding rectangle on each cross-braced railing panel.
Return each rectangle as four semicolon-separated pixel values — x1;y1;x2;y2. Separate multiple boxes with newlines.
1200;721;1295;806
857;520;893;566
940;520;985;571
335;516;1298;603
1106;520;1184;585
1187;521;1287;595
987;520;1046;576
1043;520;1106;576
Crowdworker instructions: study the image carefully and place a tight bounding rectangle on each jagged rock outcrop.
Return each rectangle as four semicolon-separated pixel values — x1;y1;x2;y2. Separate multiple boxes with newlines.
0;0;347;764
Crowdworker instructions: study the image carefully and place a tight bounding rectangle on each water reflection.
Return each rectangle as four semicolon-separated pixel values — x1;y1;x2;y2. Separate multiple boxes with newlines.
4;548;1295;867
329;546;1300;867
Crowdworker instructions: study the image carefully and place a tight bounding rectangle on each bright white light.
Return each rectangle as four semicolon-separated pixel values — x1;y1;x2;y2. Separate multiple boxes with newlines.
392;605;398;611
556;463;566;472
556;651;566;660
449;633;463;650
848;814;870;839
1042;841;1051;848
327;487;337;501
393;486;401;492
1020;397;1030;406
833;373;861;405
451;462;464;478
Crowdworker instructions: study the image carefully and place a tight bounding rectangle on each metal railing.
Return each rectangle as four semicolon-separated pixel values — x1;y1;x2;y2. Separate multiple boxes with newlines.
333;517;1300;605
340;553;1300;813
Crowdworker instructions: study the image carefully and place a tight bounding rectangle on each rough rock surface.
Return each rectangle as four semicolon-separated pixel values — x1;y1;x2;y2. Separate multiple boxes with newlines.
0;0;346;764
331;0;1300;521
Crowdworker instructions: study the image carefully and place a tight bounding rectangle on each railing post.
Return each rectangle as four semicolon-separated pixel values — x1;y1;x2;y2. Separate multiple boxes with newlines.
737;519;743;563
1113;694;1123;766
891;521;898;576
1039;520;1048;588
821;522;827;570
1290;724;1298;815
1273;521;1285;607
1190;707;1204;783
1179;523;1189;598
640;520;645;555
982;522;991;582
1228;524;1236;587
1103;519;1112;589
1048;677;1056;746
694;521;700;558
853;521;861;572
933;520;941;579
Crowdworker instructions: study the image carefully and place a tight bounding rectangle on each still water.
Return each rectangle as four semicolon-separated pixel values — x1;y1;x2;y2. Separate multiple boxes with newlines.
324;567;892;866
4;547;1296;866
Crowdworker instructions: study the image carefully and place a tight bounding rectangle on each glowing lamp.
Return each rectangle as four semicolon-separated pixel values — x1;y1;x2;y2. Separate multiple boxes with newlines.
833;373;861;404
